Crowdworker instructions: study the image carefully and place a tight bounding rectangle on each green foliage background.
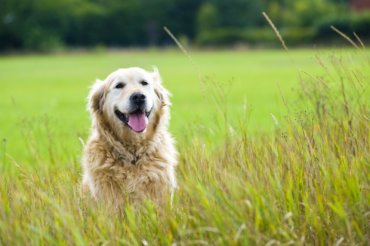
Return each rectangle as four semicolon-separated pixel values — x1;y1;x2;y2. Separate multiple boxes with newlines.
0;0;369;51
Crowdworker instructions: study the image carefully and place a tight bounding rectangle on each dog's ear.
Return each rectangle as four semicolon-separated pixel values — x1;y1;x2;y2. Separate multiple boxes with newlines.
152;66;162;84
87;79;106;114
152;67;170;106
154;87;165;104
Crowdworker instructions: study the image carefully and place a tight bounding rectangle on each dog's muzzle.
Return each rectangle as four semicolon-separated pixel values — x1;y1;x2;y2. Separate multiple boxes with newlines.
114;93;151;133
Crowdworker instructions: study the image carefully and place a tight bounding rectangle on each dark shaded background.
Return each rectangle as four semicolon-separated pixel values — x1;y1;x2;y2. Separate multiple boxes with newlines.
0;0;369;51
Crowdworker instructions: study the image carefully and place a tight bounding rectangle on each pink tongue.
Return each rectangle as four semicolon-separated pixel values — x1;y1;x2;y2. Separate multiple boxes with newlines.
128;112;148;132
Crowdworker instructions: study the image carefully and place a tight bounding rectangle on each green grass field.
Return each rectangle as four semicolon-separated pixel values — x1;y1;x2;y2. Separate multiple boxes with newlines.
0;49;361;162
0;48;369;245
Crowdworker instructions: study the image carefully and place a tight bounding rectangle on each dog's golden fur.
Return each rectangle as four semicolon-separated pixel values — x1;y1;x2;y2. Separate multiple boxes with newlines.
81;67;177;209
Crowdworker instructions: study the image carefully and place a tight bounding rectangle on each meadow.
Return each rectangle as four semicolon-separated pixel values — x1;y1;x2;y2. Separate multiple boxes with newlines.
0;48;369;245
0;49;354;162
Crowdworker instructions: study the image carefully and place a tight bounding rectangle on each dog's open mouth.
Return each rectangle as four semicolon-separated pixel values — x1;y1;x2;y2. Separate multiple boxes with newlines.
114;108;151;133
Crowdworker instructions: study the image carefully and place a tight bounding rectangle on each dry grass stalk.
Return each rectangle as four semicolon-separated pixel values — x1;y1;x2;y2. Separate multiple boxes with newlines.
330;26;359;48
353;32;365;48
262;12;288;51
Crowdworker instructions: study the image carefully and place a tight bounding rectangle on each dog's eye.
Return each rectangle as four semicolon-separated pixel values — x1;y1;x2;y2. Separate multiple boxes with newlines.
115;82;125;89
140;80;148;86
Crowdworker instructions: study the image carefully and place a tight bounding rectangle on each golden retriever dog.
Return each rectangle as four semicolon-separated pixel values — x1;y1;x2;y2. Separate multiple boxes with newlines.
81;67;177;209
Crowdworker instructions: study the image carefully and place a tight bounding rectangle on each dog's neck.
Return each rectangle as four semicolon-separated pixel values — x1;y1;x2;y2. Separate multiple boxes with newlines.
92;104;167;165
94;116;161;165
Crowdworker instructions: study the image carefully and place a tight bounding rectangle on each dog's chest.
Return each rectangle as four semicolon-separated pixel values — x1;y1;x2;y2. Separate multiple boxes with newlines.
98;160;170;191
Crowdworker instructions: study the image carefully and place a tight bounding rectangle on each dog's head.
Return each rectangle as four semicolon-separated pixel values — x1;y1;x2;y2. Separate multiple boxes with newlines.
88;67;169;136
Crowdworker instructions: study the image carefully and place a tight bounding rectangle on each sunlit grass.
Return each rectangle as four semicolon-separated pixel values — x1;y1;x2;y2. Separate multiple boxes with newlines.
0;49;369;244
2;49;368;162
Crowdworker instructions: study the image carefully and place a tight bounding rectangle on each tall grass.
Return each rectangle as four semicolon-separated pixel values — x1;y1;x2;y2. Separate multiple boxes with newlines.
0;49;369;245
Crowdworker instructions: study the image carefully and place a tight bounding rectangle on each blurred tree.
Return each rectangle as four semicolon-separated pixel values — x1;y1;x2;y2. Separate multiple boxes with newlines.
64;0;106;46
196;2;219;36
0;0;368;51
165;0;203;42
212;0;265;28
21;0;73;50
0;0;24;50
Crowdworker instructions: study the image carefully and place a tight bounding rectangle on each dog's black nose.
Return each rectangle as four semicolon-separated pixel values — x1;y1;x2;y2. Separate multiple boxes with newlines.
130;93;146;105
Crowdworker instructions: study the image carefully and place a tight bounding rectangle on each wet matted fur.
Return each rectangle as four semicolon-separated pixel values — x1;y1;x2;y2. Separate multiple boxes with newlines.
81;67;177;209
